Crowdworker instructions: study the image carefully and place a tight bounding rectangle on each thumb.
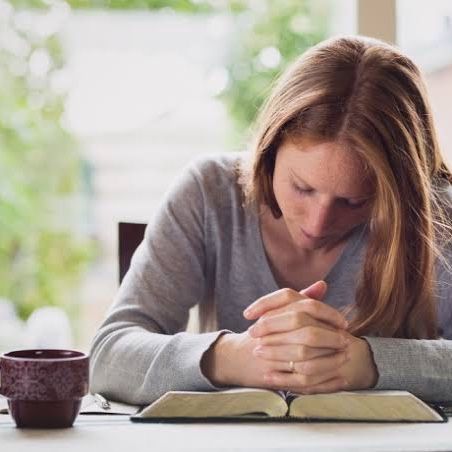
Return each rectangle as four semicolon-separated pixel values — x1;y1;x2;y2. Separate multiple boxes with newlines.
299;280;328;301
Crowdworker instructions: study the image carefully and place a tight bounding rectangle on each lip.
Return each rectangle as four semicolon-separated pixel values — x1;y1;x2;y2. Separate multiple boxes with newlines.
300;227;328;241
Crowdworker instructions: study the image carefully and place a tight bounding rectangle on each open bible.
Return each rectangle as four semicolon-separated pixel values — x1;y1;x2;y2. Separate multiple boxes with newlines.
130;388;447;423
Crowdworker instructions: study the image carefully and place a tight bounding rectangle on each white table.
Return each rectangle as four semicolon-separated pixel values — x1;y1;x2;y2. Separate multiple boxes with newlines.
2;413;452;451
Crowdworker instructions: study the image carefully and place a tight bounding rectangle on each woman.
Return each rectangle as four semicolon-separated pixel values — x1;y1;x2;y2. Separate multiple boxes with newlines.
90;36;452;404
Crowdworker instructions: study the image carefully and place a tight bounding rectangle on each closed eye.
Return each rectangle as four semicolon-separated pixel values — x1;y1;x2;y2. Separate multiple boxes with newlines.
292;183;313;195
291;182;369;209
339;198;368;209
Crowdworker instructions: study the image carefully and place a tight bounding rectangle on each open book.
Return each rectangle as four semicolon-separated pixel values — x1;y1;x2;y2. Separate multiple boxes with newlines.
131;388;447;423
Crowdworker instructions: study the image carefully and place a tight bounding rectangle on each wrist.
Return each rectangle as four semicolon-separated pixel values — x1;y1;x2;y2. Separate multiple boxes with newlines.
344;336;378;390
201;332;235;387
358;337;379;389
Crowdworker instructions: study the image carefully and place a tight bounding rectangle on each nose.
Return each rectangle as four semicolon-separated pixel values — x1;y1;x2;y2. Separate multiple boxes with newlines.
304;202;334;237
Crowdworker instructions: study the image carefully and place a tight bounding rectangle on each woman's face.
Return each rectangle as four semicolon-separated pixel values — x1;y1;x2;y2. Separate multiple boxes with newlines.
272;135;373;251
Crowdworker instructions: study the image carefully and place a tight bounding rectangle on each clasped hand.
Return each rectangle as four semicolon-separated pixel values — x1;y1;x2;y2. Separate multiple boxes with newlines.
241;281;377;394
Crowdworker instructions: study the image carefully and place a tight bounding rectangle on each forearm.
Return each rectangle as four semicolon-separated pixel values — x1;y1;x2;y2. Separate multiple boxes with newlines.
364;336;452;402
89;325;231;405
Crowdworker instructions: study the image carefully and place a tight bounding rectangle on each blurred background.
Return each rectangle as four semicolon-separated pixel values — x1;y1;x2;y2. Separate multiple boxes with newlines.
1;0;451;353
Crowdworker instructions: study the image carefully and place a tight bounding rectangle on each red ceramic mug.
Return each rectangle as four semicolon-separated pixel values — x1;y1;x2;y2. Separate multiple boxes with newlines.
0;349;89;428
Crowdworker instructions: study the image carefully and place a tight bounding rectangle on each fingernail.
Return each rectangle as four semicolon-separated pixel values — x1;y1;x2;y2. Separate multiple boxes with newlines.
243;307;254;317
342;319;349;328
248;325;257;335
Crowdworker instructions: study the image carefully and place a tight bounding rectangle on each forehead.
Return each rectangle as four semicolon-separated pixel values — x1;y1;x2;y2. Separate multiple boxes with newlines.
278;136;371;197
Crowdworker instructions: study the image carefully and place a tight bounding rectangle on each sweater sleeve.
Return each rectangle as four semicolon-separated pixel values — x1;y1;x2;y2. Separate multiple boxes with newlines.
363;337;452;402
363;243;452;403
89;161;230;405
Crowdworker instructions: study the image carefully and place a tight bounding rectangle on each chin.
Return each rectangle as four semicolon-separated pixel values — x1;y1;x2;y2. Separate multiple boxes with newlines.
298;238;329;251
298;226;330;247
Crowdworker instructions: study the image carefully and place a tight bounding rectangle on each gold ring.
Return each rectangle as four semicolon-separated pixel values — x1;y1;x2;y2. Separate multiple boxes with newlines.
288;360;295;373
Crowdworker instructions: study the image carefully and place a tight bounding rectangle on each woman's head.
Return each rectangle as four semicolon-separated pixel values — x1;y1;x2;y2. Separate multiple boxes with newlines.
272;135;372;252
241;35;452;338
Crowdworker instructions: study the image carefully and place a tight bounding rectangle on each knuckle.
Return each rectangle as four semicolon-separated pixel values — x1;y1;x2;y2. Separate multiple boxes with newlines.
289;314;299;329
303;327;319;344
256;318;269;334
295;311;307;325
280;288;296;302
298;361;313;375
295;329;305;343
297;345;308;361
251;338;261;350
261;374;274;386
301;298;318;311
296;373;311;387
339;351;348;364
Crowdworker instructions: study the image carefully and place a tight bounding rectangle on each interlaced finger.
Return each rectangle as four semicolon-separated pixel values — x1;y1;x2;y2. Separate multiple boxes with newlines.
258;325;349;350
290;377;347;395
244;288;305;320
253;343;343;363
248;310;338;338
264;367;342;390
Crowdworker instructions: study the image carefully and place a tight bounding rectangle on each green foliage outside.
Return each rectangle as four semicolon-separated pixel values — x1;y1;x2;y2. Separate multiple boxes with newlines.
2;0;328;323
0;2;95;320
9;0;329;140
219;1;329;145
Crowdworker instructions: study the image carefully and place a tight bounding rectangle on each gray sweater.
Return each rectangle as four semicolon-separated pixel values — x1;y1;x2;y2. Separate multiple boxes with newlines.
90;153;452;404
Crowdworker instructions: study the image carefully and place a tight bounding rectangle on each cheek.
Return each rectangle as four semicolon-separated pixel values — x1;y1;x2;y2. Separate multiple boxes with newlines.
274;184;306;216
336;209;370;230
272;180;287;209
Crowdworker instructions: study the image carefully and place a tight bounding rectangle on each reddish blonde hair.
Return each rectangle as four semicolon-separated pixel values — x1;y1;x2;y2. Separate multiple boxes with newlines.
241;36;452;339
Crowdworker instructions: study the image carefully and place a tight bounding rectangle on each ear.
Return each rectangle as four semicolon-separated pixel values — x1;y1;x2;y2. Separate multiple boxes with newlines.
299;280;328;301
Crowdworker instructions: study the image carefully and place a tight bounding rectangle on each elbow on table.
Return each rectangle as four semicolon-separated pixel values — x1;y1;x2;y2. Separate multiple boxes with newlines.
87;330;115;398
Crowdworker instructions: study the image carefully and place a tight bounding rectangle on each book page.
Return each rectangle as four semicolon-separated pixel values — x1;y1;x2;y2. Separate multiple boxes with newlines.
137;388;288;418
289;390;443;421
80;394;140;415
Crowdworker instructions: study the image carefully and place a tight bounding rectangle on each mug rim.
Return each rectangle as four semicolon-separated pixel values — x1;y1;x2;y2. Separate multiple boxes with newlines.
1;349;88;362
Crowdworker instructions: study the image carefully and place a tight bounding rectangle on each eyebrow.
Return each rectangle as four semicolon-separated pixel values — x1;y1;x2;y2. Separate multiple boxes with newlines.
290;171;371;201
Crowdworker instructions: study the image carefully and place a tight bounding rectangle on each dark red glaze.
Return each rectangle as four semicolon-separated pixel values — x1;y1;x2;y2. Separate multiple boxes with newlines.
0;349;89;428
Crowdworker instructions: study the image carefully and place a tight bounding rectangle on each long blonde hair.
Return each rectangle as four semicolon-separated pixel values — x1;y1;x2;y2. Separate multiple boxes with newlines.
241;36;452;339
